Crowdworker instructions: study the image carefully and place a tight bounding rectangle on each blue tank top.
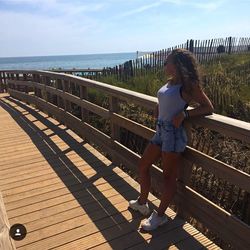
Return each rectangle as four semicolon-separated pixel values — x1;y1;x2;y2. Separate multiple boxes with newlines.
157;82;188;121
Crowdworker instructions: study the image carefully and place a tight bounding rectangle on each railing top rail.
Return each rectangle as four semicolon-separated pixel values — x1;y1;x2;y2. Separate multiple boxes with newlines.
38;70;158;110
51;69;103;72
0;69;38;73
4;70;250;143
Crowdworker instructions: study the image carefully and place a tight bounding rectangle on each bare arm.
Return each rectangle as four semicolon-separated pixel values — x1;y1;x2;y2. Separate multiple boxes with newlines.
172;84;214;128
187;84;214;117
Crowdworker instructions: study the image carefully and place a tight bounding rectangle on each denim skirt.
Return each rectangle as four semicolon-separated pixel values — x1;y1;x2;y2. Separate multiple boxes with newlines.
150;119;188;153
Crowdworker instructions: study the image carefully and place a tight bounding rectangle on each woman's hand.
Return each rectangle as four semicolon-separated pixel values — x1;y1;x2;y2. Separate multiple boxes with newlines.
172;111;185;128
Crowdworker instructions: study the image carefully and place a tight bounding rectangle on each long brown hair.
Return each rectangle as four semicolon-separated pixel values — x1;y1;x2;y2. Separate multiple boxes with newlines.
170;48;202;94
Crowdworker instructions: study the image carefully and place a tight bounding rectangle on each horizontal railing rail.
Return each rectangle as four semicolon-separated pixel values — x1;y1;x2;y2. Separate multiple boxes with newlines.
2;70;250;249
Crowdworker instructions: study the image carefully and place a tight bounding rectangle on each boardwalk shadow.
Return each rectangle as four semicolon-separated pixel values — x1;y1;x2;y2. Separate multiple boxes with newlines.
0;95;206;249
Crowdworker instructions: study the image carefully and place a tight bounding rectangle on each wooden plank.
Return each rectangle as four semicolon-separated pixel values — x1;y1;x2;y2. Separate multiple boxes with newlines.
2;158;112;199
5;167;126;211
15;194;172;250
112;139;249;249
8;172;141;226
0;138;80;155
0;157;112;191
13;178;148;248
9;81;250;146
16;186;133;233
111;113;154;140
61;91;110;119
1;151;108;184
11;168;162;248
8;89;114;156
52;69;103;73
0;193;16;250
169;232;218;250
10;74;157;111
124;224;202;250
79;85;89;121
177;184;250;250
0;153;108;181
0;135;77;153
88;218;188;250
15;207;136;249
0;145;105;170
183;147;250;192
5;172;128;212
7;174;132;221
109;96;121;164
185;112;250;143
6;80;34;88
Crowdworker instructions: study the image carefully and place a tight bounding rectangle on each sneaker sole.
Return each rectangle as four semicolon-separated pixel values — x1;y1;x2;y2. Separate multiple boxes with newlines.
141;218;168;231
129;204;150;216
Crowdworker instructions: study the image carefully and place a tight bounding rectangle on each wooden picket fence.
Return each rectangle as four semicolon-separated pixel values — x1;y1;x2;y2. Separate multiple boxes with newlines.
98;37;250;82
42;36;250;83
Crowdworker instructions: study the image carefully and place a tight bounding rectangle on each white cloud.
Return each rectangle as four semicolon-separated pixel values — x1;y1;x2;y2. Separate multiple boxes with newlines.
160;0;227;10
119;0;226;18
189;0;226;11
120;2;162;17
0;0;106;16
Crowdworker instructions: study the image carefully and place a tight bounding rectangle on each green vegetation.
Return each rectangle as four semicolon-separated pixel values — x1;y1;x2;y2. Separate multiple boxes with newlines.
97;53;250;122
205;53;250;73
98;70;168;96
203;53;250;104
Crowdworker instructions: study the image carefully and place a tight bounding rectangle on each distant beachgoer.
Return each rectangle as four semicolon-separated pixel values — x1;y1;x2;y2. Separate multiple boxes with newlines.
129;48;214;231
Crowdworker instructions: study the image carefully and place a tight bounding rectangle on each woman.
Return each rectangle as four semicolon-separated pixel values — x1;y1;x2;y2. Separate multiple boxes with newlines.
129;48;214;231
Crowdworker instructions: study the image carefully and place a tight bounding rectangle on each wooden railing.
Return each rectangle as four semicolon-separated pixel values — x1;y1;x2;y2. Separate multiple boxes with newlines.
2;70;250;249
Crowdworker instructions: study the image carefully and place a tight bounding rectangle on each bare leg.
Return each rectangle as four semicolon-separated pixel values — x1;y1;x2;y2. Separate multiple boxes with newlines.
157;152;181;216
138;143;161;204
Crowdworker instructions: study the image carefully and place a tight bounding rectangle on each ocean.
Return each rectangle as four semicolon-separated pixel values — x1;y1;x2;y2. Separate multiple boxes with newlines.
0;52;137;70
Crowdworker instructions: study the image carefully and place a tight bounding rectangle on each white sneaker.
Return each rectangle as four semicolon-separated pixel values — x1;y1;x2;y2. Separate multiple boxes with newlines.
128;198;150;216
141;210;168;231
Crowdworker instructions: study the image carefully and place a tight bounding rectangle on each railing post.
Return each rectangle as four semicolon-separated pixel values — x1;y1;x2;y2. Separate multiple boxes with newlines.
1;71;5;92
0;71;3;93
55;79;60;108
41;76;48;102
80;85;89;122
177;121;193;219
228;36;232;54
33;74;38;97
188;39;194;53
62;80;71;113
22;73;29;94
15;74;20;91
109;96;120;165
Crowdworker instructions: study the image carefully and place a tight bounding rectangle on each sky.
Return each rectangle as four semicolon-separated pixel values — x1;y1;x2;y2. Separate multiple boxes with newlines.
0;0;249;57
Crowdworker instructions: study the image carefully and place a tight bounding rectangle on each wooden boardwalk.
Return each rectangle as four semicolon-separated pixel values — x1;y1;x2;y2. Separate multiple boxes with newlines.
0;94;219;250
